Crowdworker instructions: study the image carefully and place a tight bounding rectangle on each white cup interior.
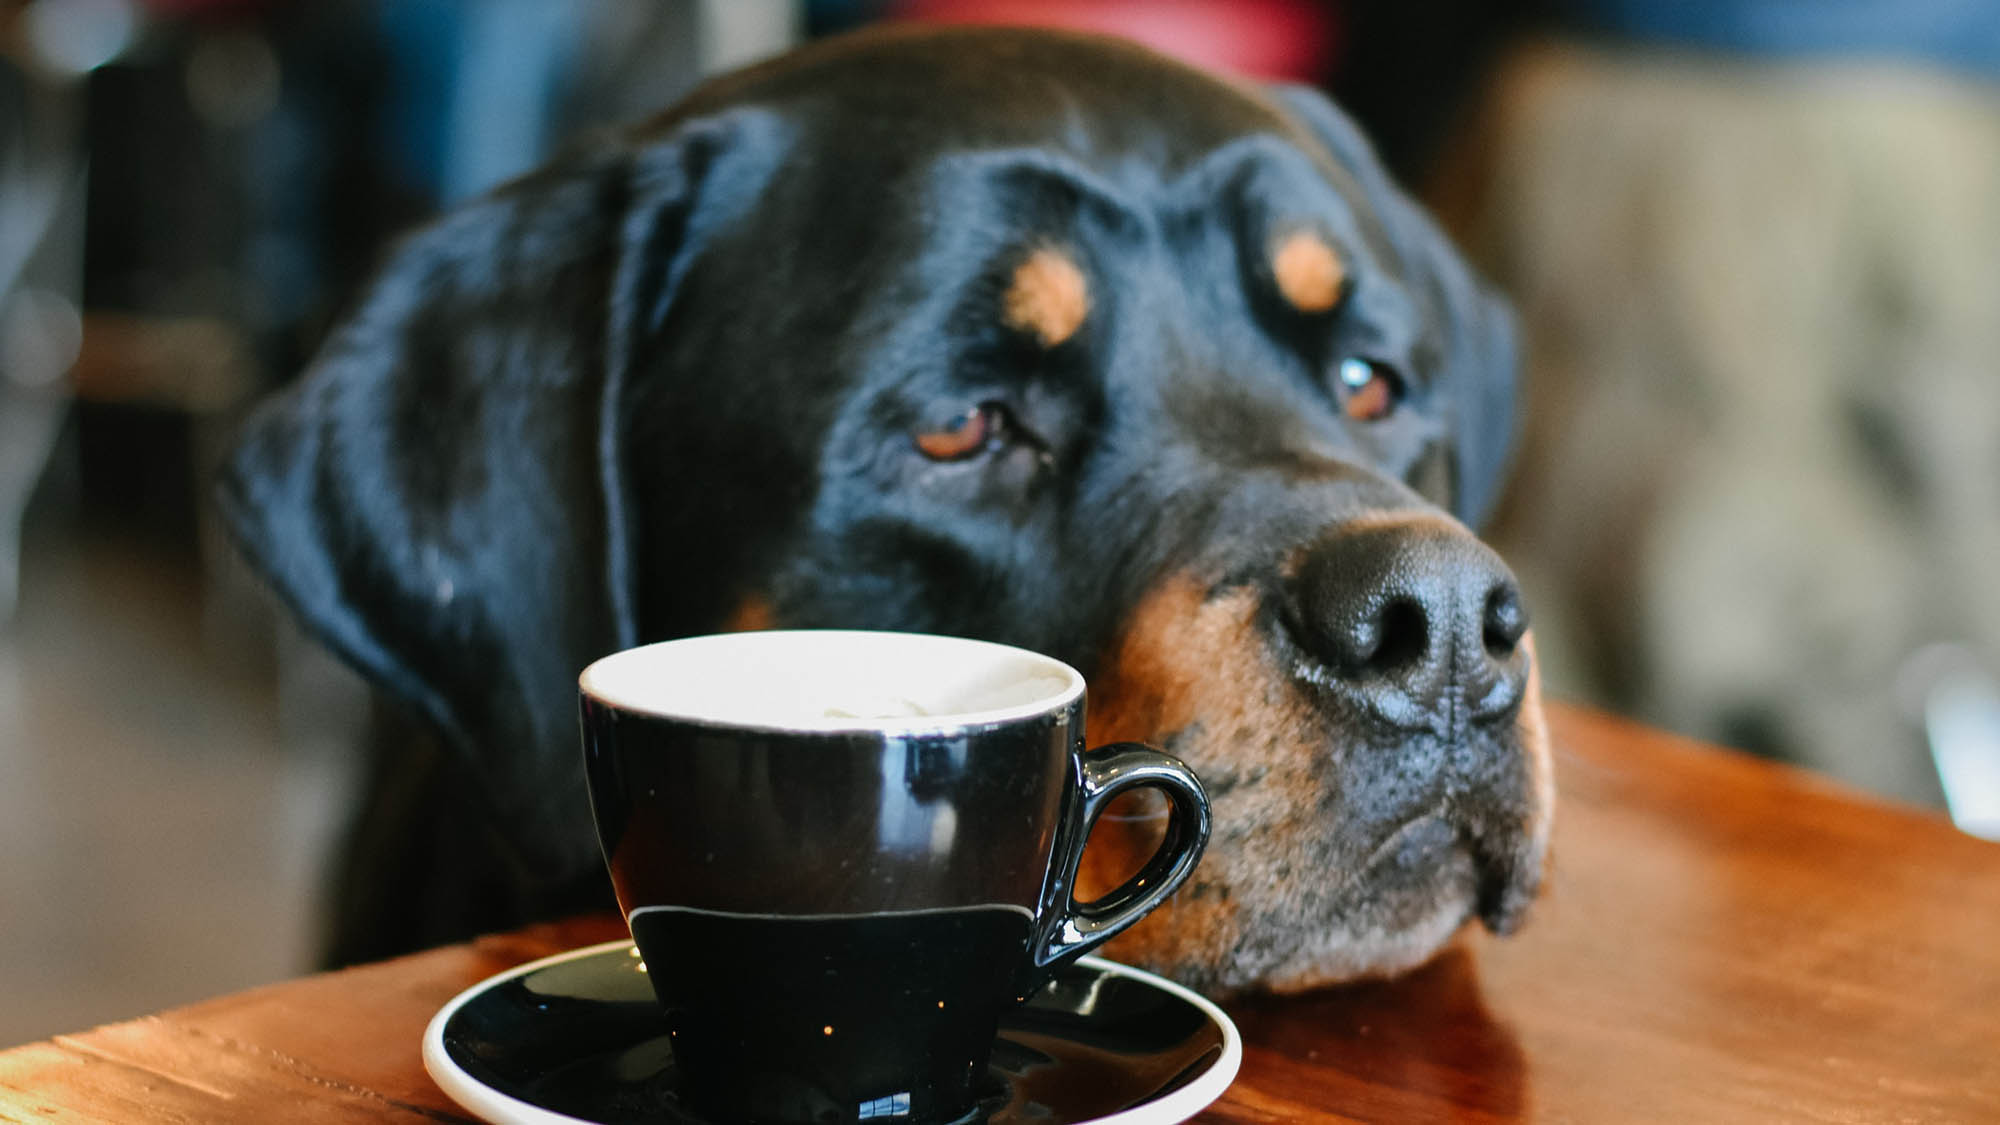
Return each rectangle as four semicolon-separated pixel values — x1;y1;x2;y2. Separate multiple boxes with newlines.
579;631;1084;731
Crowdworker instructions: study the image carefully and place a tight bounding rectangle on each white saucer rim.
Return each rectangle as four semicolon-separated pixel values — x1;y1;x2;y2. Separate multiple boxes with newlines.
422;938;1242;1125
423;940;635;1125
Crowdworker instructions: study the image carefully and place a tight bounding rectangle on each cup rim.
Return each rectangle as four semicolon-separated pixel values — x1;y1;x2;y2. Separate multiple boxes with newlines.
578;630;1085;734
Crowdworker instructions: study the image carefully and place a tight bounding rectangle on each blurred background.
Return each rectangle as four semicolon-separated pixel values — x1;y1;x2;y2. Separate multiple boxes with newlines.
3;0;1997;1045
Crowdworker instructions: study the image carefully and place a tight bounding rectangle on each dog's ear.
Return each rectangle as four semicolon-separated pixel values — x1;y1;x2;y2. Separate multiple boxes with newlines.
1266;84;1519;529
217;109;787;880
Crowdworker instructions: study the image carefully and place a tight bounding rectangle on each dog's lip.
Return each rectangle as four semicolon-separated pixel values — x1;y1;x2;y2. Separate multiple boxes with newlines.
1324;805;1458;901
1360;807;1454;869
1337;807;1536;935
1470;828;1542;937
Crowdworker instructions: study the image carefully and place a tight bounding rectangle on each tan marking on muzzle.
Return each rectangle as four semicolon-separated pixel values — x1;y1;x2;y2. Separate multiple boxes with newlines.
1080;573;1316;979
1271;230;1345;314
1003;247;1090;347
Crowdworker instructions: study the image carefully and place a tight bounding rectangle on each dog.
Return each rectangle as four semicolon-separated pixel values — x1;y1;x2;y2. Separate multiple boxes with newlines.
219;25;1550;996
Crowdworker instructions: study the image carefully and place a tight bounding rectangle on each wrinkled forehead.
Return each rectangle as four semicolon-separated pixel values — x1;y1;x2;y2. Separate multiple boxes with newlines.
901;135;1368;254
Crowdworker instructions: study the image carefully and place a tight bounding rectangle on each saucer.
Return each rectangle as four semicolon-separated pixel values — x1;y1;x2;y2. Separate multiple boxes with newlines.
425;939;1241;1125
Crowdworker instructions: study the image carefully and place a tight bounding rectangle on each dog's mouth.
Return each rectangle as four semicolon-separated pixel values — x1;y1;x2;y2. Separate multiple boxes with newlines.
1351;808;1457;886
1322;797;1538;935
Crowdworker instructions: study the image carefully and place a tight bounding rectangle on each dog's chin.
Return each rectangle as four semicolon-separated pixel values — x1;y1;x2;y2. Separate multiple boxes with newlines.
1251;815;1485;994
1110;804;1530;998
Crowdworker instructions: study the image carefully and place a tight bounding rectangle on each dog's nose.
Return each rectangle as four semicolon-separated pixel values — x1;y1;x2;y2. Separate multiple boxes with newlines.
1287;518;1529;729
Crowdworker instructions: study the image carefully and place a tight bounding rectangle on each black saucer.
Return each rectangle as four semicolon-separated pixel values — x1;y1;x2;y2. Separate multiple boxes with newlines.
424;940;1240;1125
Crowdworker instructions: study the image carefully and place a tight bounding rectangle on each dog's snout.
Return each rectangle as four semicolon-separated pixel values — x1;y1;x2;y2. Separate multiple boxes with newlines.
1288;519;1529;729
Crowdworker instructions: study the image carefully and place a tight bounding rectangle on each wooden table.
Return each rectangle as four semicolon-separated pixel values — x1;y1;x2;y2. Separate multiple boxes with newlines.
4;704;1998;1122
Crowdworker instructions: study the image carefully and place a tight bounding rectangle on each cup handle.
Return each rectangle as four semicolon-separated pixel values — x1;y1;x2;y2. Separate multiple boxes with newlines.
1030;742;1210;974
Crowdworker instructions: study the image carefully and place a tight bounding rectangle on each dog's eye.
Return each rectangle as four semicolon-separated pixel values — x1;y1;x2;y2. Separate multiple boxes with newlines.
1336;358;1403;422
914;403;1002;461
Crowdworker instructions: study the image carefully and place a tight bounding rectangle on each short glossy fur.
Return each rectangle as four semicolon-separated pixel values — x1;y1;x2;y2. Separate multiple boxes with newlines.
221;26;1549;995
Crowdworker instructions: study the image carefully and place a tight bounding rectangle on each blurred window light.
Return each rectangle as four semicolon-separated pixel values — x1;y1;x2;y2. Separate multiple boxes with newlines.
23;0;140;77
1901;644;2000;841
703;0;803;74
0;287;82;390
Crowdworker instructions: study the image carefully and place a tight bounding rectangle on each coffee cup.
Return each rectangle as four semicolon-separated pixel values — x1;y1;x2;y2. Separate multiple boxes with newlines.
578;630;1209;1124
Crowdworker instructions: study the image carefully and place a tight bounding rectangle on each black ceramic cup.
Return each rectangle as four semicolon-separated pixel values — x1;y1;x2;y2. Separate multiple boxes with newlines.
579;631;1209;1125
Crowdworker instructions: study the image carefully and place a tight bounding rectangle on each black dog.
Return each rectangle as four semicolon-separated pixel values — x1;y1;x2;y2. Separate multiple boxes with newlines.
221;25;1549;995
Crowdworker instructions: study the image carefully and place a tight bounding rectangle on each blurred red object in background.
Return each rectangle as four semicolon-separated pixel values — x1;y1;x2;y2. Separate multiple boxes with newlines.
888;0;1342;81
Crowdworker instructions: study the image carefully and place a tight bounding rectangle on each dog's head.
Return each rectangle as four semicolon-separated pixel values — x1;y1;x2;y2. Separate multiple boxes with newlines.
221;26;1548;994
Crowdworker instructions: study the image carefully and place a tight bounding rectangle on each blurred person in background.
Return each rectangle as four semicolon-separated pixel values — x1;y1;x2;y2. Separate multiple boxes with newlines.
1456;0;2000;820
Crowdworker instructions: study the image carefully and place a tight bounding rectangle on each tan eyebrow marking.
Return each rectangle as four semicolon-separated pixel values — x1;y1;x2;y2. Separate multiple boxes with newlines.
1271;230;1345;313
1003;247;1091;348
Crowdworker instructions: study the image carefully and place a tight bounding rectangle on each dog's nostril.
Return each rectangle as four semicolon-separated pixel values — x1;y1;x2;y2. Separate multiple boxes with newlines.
1370;597;1429;674
1482;584;1527;659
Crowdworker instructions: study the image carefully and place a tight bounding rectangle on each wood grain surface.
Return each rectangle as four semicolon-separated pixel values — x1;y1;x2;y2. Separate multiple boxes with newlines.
4;703;1997;1123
